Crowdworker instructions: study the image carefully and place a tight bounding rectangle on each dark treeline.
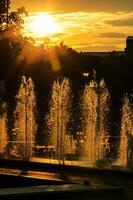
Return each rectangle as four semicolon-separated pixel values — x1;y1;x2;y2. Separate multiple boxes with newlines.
0;39;132;106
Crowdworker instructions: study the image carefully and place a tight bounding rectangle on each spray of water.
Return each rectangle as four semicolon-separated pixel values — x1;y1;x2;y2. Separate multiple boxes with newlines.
13;76;36;160
82;79;110;166
0;75;132;169
96;79;110;163
82;80;98;165
0;102;8;155
48;78;75;163
117;95;133;167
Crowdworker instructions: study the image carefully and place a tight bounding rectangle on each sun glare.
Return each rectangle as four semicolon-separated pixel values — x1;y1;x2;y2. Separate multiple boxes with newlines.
27;15;60;37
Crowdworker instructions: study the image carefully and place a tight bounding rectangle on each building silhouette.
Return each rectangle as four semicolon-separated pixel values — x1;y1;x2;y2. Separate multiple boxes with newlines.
125;36;133;56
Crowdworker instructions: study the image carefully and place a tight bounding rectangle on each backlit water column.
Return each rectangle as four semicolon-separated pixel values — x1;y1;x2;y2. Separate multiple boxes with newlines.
82;80;98;165
0;80;7;156
26;78;36;159
95;80;110;163
82;79;110;166
13;76;36;160
0;102;8;155
117;96;133;167
48;78;71;163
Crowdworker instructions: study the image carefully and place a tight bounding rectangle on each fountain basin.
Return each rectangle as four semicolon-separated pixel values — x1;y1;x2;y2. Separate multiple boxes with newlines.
0;159;132;199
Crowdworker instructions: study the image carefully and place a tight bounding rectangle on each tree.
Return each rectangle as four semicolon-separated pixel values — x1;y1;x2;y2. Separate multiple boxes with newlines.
8;7;28;40
0;0;28;39
0;0;10;31
0;1;30;82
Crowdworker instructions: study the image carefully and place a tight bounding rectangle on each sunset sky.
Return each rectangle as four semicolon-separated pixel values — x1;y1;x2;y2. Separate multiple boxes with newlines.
12;0;133;52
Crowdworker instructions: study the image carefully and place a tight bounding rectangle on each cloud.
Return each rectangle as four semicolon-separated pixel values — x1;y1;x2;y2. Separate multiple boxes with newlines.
23;11;133;51
12;0;133;13
98;32;127;38
53;33;66;37
105;17;133;26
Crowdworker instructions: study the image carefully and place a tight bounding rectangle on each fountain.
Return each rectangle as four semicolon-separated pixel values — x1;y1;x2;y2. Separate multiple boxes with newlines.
82;80;98;165
48;78;75;163
95;80;110;164
0;75;133;169
0;102;8;156
12;76;36;160
0;80;7;156
117;95;133;167
82;79;110;166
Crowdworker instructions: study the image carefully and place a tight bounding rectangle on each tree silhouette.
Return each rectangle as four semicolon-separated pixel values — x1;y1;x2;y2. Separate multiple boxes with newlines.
0;0;28;39
0;0;10;31
0;1;29;82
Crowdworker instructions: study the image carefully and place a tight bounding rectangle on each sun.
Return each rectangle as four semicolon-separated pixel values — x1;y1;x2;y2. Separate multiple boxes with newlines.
27;15;60;37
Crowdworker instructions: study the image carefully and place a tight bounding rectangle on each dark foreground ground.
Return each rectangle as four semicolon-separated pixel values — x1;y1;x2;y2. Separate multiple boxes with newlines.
0;159;132;200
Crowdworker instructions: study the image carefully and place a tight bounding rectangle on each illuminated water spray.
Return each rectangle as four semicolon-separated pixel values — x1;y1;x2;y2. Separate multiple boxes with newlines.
13;76;36;160
0;80;7;156
0;103;8;155
82;79;110;166
117;95;133;167
48;78;75;163
82;80;98;165
96;80;110;162
0;75;132;169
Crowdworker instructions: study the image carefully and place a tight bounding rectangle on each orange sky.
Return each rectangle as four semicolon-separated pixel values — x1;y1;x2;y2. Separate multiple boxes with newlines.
11;0;133;52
